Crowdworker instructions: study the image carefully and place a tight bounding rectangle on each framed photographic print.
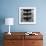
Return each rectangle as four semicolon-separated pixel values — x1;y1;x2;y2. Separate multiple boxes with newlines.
19;7;36;24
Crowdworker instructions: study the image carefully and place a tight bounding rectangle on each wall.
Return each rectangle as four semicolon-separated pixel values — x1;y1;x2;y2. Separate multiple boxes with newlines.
0;0;46;46
0;0;46;32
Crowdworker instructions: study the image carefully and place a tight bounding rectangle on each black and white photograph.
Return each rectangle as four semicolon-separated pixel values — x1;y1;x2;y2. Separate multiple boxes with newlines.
19;7;36;24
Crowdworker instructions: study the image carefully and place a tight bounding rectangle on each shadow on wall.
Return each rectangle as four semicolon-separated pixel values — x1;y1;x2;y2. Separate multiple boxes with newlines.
0;16;5;46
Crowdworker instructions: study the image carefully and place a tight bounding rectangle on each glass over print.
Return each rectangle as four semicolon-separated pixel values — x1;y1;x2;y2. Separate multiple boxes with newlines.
19;7;36;24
